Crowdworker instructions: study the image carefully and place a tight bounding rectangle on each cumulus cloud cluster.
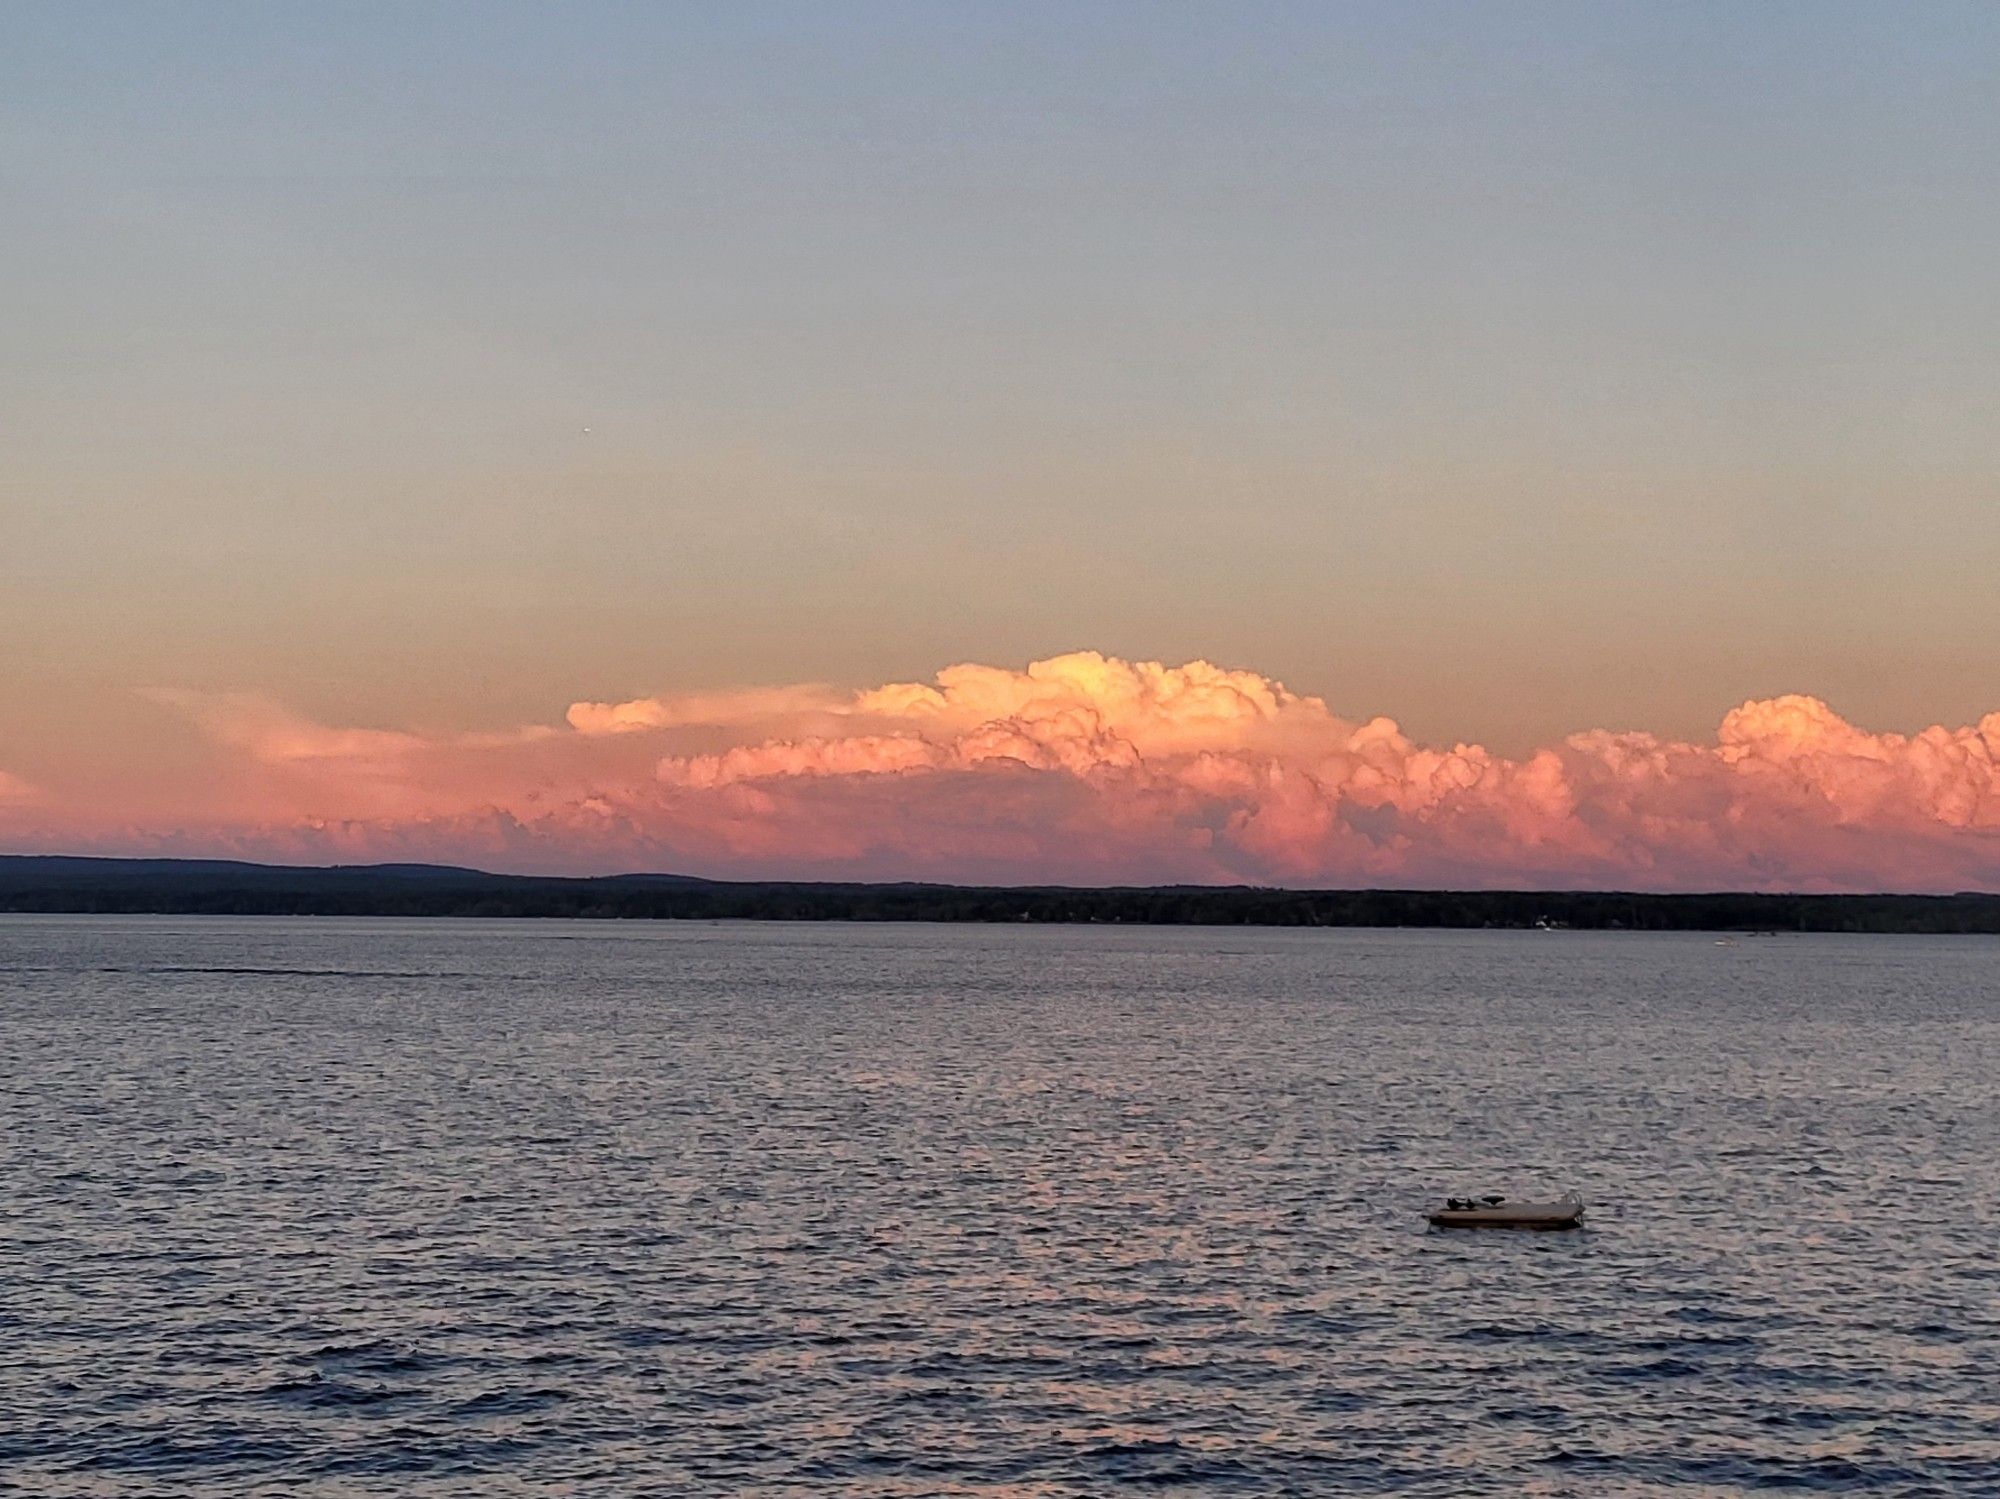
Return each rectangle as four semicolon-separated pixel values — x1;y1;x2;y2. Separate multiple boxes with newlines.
11;653;2000;890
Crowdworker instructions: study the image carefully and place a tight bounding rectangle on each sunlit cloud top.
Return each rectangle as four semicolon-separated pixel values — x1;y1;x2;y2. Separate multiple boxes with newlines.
8;652;1997;893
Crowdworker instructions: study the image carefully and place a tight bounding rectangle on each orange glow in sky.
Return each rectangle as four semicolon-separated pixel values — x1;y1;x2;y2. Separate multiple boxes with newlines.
7;8;1999;892
5;653;1996;892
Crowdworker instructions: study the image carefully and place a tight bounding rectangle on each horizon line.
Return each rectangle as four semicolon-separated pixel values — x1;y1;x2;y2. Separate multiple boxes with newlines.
3;850;1995;902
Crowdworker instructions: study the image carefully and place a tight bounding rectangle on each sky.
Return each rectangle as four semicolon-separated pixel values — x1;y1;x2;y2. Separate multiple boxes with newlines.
4;2;1998;888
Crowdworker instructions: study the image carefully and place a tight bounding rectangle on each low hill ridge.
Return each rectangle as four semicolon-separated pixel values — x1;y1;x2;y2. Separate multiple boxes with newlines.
0;856;1994;931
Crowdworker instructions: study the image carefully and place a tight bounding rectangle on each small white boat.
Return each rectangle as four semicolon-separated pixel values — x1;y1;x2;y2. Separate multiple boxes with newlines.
1427;1191;1585;1231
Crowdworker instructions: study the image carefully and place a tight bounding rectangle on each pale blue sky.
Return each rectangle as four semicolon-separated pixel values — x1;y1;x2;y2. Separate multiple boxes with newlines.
5;1;1997;773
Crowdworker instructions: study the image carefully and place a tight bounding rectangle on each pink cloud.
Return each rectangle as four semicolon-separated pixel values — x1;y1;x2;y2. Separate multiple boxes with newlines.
13;654;1998;891
566;684;846;736
142;691;426;774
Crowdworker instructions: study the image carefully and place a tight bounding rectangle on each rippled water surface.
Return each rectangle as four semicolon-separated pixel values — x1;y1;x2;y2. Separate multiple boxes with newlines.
5;916;1999;1495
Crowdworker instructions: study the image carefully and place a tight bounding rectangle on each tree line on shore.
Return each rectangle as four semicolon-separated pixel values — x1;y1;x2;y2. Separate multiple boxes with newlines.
2;856;1996;932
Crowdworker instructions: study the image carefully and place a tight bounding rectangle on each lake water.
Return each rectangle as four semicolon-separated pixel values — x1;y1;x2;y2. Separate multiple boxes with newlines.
3;916;1998;1495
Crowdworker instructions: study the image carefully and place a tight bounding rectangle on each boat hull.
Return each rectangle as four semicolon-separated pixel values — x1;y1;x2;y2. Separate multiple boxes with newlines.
1426;1211;1583;1230
1426;1195;1585;1231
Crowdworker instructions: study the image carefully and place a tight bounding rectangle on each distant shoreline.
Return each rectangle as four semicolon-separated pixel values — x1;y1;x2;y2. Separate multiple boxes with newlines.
2;855;1996;933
